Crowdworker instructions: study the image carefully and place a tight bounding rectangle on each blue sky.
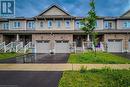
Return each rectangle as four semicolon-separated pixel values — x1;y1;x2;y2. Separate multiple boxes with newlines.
15;0;130;17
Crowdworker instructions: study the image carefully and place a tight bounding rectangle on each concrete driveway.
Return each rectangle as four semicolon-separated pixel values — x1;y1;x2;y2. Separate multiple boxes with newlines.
0;71;62;87
0;53;69;63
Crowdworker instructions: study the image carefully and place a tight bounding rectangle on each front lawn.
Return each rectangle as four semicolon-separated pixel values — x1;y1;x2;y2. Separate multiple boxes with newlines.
0;53;23;60
59;69;130;87
68;52;130;64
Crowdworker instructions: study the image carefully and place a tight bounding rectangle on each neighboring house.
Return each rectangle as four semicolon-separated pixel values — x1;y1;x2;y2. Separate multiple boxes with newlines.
0;4;130;53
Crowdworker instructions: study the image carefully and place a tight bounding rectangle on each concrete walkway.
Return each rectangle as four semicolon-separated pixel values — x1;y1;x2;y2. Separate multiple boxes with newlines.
0;64;130;71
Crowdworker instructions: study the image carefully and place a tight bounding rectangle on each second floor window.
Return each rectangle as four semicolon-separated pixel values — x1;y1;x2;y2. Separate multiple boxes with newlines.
123;21;130;28
48;20;52;28
56;21;61;28
2;22;9;30
65;20;70;28
95;21;98;28
40;21;44;28
27;21;35;29
75;21;81;29
13;21;21;28
104;21;112;29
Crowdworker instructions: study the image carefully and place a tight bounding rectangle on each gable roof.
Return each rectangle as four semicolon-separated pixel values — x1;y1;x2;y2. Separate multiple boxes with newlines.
120;10;130;17
37;4;71;16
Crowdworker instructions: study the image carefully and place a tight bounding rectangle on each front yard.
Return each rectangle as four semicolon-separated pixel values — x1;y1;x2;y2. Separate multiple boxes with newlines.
59;69;130;87
68;52;130;64
0;53;23;60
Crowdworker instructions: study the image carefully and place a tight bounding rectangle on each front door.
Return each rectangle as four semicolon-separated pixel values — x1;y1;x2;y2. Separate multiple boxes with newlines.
76;36;82;47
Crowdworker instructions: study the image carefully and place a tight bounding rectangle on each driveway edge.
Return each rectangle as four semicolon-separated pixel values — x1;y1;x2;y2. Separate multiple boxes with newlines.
0;64;130;71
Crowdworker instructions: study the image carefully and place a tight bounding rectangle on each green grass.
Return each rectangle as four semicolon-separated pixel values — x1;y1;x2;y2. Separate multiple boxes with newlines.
0;53;23;60
59;69;130;87
68;52;130;64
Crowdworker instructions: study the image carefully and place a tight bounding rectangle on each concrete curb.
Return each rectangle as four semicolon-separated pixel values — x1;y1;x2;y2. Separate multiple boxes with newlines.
0;64;130;71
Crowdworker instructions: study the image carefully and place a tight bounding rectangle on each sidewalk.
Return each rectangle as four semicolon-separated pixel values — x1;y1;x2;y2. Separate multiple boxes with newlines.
0;64;130;71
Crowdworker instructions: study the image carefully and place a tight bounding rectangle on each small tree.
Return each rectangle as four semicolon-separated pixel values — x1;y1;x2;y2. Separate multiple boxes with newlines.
81;0;98;56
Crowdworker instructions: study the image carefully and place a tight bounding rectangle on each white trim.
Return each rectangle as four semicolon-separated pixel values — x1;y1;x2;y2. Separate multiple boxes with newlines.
48;20;52;28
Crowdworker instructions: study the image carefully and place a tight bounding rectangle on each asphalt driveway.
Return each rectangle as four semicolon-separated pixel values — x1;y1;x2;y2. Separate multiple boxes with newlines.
0;71;62;87
0;53;69;63
113;53;130;59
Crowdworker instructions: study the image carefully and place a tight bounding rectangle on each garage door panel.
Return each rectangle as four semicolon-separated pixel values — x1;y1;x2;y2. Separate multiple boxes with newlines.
107;40;122;52
55;41;70;53
36;40;50;53
128;41;130;52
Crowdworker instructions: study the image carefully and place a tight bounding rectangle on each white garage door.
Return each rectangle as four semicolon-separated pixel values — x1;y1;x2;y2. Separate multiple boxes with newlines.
128;41;130;52
55;40;70;53
107;40;123;52
36;40;50;53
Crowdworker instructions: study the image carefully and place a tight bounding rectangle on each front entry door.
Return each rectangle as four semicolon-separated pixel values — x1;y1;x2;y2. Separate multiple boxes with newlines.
76;36;82;47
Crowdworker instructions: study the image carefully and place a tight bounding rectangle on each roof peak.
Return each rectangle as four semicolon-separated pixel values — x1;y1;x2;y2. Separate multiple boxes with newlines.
37;4;72;17
120;9;130;17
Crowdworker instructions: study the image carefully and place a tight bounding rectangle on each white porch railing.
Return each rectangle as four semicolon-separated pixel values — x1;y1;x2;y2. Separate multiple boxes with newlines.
70;42;77;53
83;42;94;51
11;42;20;52
24;42;33;53
0;41;35;53
100;42;105;51
5;42;14;52
0;42;5;53
82;42;105;52
16;42;23;52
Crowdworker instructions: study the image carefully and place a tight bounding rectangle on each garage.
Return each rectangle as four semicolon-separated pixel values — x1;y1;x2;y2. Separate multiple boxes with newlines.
128;40;130;52
107;39;123;52
36;40;50;53
54;40;70;53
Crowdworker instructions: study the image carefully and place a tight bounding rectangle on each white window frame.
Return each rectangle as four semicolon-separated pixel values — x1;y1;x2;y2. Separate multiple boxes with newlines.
40;21;44;28
27;21;35;29
95;20;98;28
48;20;52;28
2;22;9;30
123;21;130;29
56;20;61;28
75;21;80;29
65;20;70;28
13;21;21;28
104;21;112;29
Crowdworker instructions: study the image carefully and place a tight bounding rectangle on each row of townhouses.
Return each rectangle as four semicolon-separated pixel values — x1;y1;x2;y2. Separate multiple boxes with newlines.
0;5;130;53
